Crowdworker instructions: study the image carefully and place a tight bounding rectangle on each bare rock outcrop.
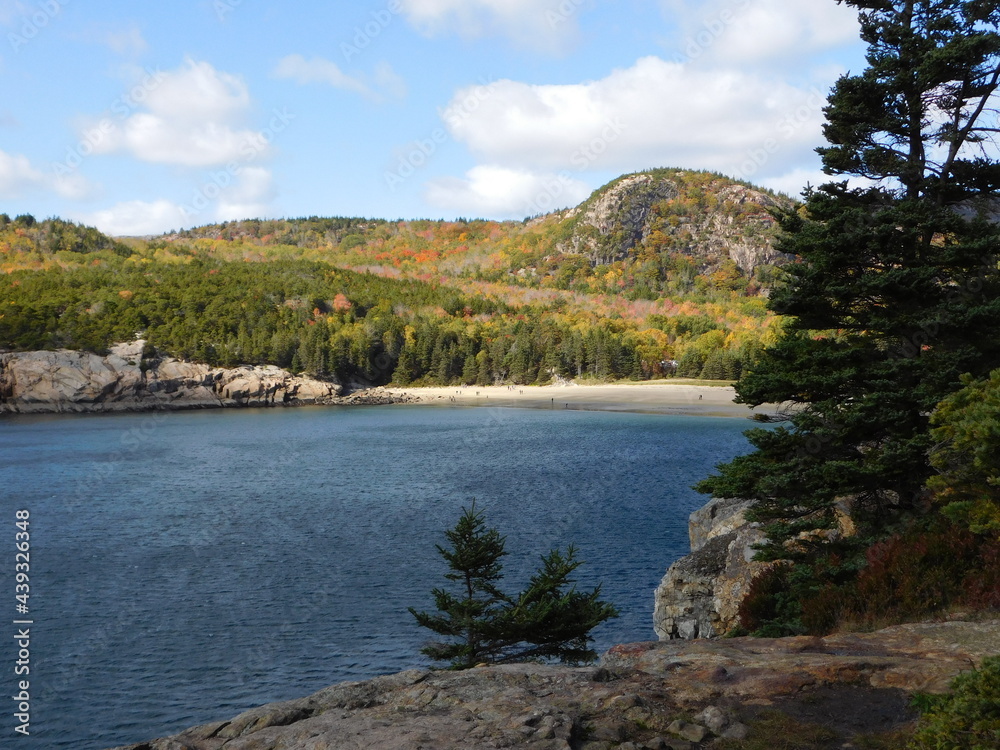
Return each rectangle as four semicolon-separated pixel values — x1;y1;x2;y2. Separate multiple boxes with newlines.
0;341;345;414
557;172;793;274
653;497;773;640
562;174;677;264
108;620;1000;750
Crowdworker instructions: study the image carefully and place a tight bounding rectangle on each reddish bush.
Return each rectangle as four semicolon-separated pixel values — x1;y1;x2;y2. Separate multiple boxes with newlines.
799;525;1000;633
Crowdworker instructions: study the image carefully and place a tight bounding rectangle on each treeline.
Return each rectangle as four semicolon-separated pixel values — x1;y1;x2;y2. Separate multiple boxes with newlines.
155;170;789;310
0;215;133;260
0;213;774;384
169;216;391;247
0;254;759;384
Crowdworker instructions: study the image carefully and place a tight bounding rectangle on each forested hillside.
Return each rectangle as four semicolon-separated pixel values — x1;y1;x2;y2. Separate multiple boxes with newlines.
0;169;791;385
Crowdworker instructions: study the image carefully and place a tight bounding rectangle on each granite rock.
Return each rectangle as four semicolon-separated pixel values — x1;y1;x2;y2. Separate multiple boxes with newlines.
654;498;773;639
108;620;1000;750
0;342;355;414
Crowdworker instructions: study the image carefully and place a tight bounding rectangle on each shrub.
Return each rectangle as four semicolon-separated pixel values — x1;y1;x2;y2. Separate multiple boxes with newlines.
908;656;1000;749
737;564;807;637
797;524;1000;634
929;371;1000;534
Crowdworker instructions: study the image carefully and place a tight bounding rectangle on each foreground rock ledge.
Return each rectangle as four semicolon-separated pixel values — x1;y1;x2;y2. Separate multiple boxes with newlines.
110;619;1000;750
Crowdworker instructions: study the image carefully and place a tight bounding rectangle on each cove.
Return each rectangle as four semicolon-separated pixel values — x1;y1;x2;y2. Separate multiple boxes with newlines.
0;404;752;749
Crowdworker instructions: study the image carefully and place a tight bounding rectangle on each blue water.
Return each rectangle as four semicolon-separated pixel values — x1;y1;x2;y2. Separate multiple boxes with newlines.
0;404;751;749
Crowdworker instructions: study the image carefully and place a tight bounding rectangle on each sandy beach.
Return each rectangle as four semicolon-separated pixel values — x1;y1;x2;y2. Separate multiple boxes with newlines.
383;382;781;418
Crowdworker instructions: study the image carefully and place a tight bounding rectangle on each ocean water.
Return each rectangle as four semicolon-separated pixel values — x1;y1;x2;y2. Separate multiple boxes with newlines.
0;404;752;749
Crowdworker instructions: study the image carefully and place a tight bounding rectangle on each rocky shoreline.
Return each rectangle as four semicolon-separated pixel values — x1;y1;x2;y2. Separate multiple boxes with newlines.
0;342;418;415
109;619;1000;750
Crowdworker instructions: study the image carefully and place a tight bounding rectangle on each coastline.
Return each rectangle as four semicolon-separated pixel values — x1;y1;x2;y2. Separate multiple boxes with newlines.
383;381;777;419
0;343;778;418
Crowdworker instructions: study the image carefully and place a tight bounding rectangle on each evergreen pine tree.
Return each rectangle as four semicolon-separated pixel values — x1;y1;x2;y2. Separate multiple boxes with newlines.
494;545;619;665
699;1;1000;574
410;504;618;669
409;503;509;669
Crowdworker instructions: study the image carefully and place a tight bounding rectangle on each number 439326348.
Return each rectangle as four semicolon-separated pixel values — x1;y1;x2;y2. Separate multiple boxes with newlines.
15;509;30;613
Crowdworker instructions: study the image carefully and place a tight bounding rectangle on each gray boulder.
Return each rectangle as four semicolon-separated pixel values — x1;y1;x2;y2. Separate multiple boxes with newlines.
653;497;773;639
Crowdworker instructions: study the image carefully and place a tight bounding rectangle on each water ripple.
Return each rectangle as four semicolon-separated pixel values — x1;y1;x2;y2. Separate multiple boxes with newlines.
1;405;750;749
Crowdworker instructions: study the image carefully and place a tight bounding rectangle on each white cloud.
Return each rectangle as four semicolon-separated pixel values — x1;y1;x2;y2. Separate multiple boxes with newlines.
441;56;828;182
0;149;98;200
273;54;372;97
272;55;407;101
665;0;859;67
50;170;96;200
215;166;275;221
82;166;278;237
91;58;266;167
103;25;147;56
0;149;43;198
758;168;828;199
425;165;590;218
399;0;582;53
144;59;248;123
80;199;189;236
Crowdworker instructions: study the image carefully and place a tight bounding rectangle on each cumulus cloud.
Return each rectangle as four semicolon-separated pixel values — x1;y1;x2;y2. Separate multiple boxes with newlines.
0;149;97;200
90;58;266;167
441;56;827;183
80;199;190;237
49;170;96;200
0;150;44;198
215;166;275;222
760;168;841;199
399;0;582;53
425;165;590;218
665;0;860;67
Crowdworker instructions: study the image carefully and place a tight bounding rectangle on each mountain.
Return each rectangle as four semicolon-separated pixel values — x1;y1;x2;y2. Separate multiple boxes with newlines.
163;168;797;301
0;169;797;384
552;169;793;273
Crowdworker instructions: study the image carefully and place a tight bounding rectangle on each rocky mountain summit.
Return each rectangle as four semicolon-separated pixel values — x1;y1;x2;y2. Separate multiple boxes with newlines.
554;170;794;274
109;619;1000;750
0;341;410;414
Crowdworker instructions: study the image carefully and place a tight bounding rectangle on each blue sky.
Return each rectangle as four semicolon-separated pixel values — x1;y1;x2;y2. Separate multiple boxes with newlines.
0;0;867;235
